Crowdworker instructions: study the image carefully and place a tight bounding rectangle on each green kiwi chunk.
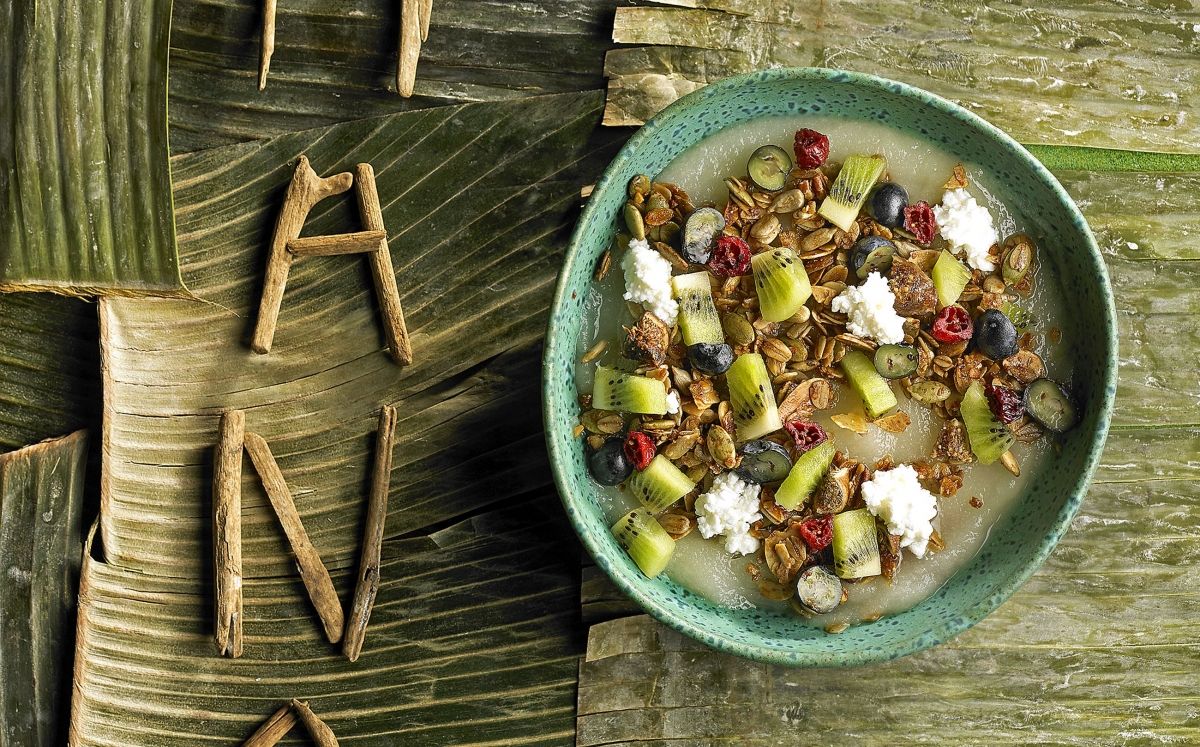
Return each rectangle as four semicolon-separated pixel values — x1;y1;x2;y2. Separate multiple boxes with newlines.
627;455;696;514
818;154;886;231
775;439;836;510
840;350;898;419
751;247;812;323
592;366;668;414
672;271;724;346
932;250;971;308
611;509;675;578
832;508;882;579
726;353;784;441
961;380;1016;464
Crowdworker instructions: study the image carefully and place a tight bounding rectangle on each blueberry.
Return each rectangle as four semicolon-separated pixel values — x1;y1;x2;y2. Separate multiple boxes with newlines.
850;236;895;278
734;440;793;484
687;342;734;375
869;183;909;228
588;438;632;486
973;308;1018;360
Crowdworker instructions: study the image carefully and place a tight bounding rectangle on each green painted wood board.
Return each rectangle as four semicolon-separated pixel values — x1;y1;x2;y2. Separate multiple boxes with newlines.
603;1;1200;154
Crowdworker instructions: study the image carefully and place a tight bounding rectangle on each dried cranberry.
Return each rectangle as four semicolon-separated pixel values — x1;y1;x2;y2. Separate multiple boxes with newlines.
932;305;973;343
796;515;834;552
708;235;751;277
785;420;828;453
986;382;1024;424
793;128;830;170
903;201;937;244
623;431;656;471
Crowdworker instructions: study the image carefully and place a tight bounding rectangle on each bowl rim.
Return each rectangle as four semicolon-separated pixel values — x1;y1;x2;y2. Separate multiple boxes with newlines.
543;67;1117;666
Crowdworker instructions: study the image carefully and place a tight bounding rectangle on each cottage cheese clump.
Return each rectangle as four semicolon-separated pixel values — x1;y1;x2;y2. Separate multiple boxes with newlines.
830;271;905;344
621;238;678;326
695;472;762;556
861;465;938;558
933;188;998;272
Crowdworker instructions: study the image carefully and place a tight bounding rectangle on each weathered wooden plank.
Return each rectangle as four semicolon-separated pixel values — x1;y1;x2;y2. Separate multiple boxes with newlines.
69;498;580;746
0;431;88;746
0;294;100;454
604;1;1200;153
1057;171;1200;262
99;92;621;577
169;0;613;152
1;0;181;295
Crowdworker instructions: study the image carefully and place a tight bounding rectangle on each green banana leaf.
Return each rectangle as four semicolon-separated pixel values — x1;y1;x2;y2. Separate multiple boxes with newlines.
72;91;618;743
0;430;88;747
0;294;100;454
603;1;1200;153
169;0;613;152
1;0;182;295
98;90;618;576
71;499;581;745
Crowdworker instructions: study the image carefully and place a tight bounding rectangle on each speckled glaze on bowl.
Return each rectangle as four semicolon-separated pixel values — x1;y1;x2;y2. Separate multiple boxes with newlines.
543;68;1116;667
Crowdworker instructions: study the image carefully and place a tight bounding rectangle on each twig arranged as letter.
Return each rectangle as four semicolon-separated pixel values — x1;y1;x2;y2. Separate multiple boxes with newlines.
259;0;277;90
244;432;345;644
214;409;246;658
252;156;353;355
292;700;341;747
344;405;398;662
242;702;296;746
252;156;413;366
356;163;413;365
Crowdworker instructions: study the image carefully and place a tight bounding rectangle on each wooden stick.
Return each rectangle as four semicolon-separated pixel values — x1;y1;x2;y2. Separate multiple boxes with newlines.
419;0;433;42
343;406;397;662
244;432;345;643
259;0;277;90
243;703;296;746
397;0;422;97
291;700;340;747
355;163;414;365
252;156;354;355
214;409;246;658
287;230;386;258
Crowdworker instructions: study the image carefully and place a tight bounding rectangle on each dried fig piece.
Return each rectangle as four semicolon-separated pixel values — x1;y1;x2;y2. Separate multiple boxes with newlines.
811;465;854;514
624;312;670;366
934;418;974;464
888;256;937;317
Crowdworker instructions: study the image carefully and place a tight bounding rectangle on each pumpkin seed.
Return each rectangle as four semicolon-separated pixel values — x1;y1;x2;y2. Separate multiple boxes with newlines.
707;424;738;469
628;174;651;199
910;380;952;405
721;313;756;346
623;202;645;240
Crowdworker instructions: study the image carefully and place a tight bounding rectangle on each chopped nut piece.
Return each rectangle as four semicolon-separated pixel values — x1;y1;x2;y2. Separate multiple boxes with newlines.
873;410;912;434
1000;450;1021;476
879;526;902;581
831;412;869;434
969;496;984;509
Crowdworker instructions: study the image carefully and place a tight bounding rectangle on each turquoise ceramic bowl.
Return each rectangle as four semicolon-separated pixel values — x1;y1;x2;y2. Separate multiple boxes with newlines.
543;68;1116;666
